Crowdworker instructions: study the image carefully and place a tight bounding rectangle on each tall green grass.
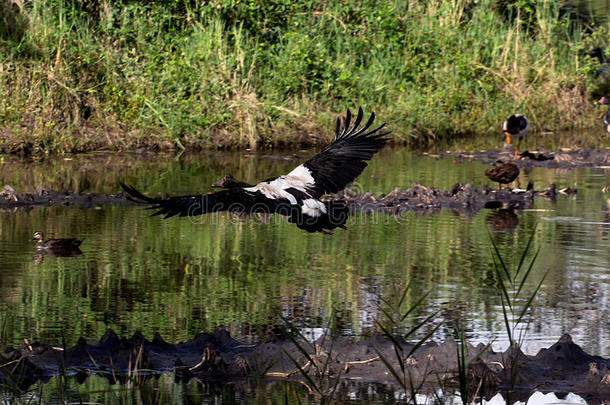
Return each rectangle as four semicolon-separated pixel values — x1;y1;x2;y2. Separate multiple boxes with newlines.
0;0;606;154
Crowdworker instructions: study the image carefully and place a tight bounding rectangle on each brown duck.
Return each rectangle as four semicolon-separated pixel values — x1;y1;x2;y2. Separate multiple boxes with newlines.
485;160;520;188
30;231;83;250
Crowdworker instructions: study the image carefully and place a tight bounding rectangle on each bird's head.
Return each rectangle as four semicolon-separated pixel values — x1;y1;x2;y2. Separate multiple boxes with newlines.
597;96;609;105
30;231;44;243
212;174;239;188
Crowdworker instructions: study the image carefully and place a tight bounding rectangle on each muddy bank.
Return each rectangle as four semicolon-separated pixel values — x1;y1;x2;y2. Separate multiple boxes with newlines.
2;329;609;402
1;182;569;216
438;147;610;168
333;182;563;216
0;185;132;210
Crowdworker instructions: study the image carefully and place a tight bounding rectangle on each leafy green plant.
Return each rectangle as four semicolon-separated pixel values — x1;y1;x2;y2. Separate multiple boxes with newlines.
279;315;342;404
490;225;547;403
451;324;495;405
374;283;441;403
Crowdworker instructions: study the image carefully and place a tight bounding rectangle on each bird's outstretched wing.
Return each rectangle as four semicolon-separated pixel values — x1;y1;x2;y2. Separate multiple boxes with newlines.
283;107;390;199
121;107;389;219
121;183;268;218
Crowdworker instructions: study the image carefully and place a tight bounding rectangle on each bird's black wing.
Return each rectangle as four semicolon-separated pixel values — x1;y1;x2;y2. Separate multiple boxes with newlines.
297;107;390;198
121;183;270;218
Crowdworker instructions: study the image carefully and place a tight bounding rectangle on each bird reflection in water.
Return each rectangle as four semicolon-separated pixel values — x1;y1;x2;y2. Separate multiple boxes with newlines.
33;247;82;264
484;200;524;231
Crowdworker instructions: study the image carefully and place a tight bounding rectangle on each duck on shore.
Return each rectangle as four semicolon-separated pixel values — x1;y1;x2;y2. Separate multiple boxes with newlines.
122;107;390;233
485;160;520;189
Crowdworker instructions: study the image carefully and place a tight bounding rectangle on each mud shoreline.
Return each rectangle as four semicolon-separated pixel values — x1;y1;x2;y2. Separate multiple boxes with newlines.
0;181;572;217
439;146;610;169
1;329;609;402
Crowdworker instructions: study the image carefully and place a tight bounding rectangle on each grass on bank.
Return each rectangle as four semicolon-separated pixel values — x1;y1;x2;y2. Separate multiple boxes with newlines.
0;0;608;154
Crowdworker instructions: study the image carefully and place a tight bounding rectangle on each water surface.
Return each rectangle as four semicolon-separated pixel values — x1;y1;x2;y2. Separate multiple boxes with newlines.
0;148;609;401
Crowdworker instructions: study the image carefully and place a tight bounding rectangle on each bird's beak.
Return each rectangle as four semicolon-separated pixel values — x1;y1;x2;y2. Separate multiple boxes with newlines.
211;180;223;188
28;237;35;242
504;131;511;144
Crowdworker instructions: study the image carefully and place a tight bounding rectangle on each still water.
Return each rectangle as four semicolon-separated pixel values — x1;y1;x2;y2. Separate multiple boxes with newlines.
0;148;609;401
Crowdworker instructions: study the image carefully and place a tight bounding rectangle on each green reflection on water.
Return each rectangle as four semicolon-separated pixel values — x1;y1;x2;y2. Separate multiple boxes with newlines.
0;150;609;359
2;373;402;404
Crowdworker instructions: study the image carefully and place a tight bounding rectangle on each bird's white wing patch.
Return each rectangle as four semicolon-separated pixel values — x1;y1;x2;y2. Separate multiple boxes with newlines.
276;165;315;191
244;183;298;205
245;164;315;205
285;164;315;188
301;199;327;217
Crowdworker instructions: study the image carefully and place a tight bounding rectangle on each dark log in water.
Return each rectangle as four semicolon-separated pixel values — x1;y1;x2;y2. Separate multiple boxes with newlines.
1;182;568;215
1;329;609;401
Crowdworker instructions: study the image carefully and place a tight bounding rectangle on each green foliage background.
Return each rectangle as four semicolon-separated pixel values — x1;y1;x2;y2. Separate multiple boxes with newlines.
0;0;608;153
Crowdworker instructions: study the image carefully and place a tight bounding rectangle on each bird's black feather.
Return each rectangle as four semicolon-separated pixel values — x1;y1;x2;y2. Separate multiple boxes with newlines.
504;115;528;135
303;107;390;198
121;183;284;218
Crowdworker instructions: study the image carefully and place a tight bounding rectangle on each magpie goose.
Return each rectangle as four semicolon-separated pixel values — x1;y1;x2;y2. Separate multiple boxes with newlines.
121;107;390;233
502;114;529;159
597;96;610;135
485;160;520;188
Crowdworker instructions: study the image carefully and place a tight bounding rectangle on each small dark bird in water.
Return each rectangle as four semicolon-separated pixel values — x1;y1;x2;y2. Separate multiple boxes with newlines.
596;96;610;135
122;107;390;234
538;183;557;200
30;231;83;250
502;114;529;160
520;150;554;161
485;160;520;188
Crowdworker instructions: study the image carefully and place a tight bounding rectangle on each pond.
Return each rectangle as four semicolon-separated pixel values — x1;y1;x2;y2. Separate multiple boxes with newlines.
0;147;609;402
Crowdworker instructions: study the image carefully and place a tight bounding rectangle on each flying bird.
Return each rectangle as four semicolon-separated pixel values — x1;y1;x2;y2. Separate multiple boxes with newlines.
502;114;529;159
122;107;390;233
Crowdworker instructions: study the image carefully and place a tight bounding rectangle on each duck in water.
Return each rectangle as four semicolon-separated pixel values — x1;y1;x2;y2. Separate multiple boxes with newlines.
30;231;83;252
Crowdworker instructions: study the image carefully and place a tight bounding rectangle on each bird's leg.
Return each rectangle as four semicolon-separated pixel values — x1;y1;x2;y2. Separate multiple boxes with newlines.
339;225;347;230
513;137;522;160
321;230;333;235
504;132;511;144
